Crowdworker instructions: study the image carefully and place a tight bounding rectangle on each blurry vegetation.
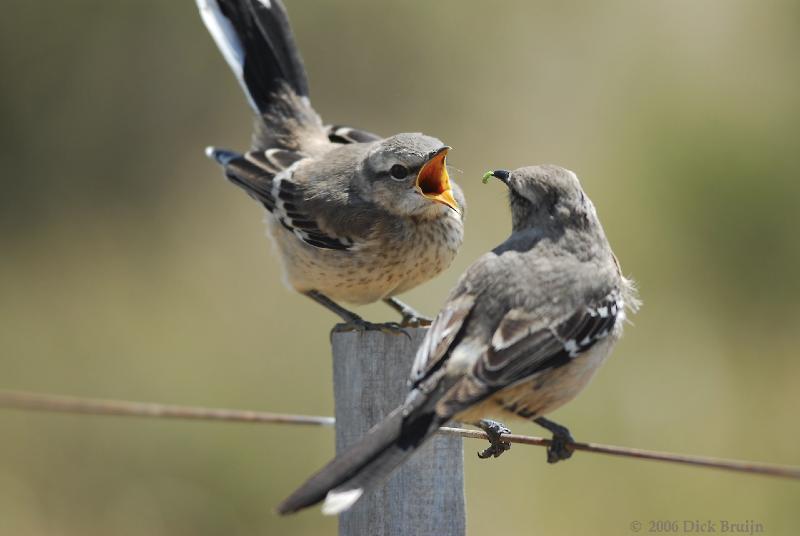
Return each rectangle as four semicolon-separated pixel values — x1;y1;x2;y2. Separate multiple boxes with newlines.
1;1;799;535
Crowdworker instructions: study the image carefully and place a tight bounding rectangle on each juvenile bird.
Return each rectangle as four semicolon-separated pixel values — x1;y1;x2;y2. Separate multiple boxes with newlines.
277;165;638;515
196;0;465;329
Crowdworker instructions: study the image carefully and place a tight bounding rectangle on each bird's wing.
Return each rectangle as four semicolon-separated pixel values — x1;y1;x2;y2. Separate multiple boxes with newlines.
207;147;355;250
325;124;382;144
409;292;477;386
476;292;623;387
409;250;625;416
436;290;624;419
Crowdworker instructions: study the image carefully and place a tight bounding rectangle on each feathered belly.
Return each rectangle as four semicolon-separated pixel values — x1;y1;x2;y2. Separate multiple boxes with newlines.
456;337;617;425
265;215;463;304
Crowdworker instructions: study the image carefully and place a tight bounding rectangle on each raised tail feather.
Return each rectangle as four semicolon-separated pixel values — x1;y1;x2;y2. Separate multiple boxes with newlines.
277;401;444;515
196;0;309;113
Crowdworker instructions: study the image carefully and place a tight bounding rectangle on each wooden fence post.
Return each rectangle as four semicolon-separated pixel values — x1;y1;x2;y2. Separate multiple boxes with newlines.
331;327;466;536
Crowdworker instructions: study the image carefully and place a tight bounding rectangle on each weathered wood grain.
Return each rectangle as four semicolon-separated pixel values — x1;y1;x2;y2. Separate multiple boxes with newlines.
331;327;465;536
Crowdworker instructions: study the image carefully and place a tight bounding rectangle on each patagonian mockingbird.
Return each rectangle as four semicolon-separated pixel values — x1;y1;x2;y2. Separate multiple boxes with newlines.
196;0;465;330
276;165;639;515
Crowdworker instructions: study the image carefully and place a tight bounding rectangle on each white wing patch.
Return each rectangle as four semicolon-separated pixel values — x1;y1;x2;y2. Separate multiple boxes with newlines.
562;296;624;358
564;339;580;358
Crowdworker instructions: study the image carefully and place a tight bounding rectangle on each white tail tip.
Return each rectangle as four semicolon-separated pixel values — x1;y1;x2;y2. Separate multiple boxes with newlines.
322;488;363;516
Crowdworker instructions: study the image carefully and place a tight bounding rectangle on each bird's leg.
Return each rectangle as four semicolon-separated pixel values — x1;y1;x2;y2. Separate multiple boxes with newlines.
534;417;575;464
476;419;512;459
304;291;407;336
383;297;433;327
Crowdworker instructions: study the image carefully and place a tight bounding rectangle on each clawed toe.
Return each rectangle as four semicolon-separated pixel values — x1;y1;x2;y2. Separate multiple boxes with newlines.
376;322;411;338
533;417;575;464
332;319;410;338
546;433;575;464
383;298;431;328
400;314;433;328
478;440;511;459
476;419;512;459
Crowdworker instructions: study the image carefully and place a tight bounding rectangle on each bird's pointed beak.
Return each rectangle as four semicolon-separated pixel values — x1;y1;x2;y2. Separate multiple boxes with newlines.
416;147;460;214
482;169;511;186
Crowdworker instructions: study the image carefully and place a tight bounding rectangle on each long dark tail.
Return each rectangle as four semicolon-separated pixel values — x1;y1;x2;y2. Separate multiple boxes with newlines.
277;401;444;515
197;0;309;112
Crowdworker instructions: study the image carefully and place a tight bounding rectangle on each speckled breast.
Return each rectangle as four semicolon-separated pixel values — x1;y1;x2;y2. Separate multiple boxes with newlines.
266;212;464;305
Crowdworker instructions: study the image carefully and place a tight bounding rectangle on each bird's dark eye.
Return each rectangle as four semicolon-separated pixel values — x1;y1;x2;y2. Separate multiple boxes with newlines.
389;164;409;180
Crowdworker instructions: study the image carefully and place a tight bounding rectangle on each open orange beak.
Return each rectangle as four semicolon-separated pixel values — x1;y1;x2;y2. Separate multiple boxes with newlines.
415;147;459;214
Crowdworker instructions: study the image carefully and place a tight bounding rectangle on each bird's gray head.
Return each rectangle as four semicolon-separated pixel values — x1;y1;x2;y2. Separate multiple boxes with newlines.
483;165;599;232
358;133;461;218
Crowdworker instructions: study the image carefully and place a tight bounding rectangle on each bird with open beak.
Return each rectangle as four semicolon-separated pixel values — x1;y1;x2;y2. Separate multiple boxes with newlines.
198;0;464;329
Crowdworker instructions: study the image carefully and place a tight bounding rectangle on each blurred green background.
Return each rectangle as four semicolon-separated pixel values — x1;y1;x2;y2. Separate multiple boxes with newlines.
1;1;799;534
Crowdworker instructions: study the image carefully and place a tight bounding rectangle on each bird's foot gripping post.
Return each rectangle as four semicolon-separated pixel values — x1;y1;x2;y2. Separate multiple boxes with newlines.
383;297;434;327
331;327;465;536
331;321;409;338
305;291;409;337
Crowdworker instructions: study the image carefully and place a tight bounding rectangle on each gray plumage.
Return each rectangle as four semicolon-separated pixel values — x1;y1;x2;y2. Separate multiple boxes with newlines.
277;165;638;515
197;0;465;325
